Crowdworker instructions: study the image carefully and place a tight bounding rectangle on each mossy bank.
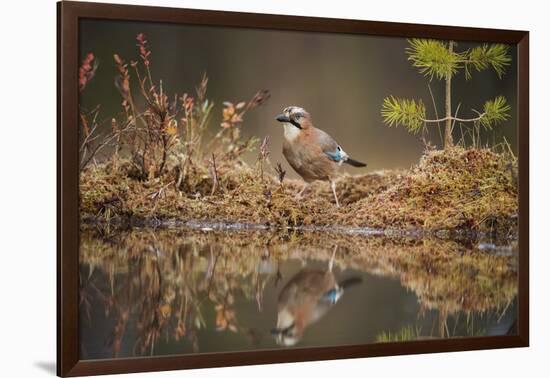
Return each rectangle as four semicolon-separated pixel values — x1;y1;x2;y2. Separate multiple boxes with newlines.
80;146;518;238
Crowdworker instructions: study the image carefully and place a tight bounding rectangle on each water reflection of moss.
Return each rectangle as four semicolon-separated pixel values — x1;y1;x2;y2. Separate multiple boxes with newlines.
79;228;517;356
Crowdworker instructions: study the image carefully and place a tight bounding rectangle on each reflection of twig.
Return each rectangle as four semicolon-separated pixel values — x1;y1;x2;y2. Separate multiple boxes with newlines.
497;299;512;323
206;250;218;297
255;278;263;312
274;260;282;288
452;312;460;335
329;245;338;272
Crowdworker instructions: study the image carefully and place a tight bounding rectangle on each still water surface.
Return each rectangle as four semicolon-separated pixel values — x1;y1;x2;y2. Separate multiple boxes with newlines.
79;227;517;360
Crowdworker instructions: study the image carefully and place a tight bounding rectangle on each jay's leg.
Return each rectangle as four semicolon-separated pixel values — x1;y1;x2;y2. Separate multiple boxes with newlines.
296;183;309;199
330;180;340;208
328;245;338;272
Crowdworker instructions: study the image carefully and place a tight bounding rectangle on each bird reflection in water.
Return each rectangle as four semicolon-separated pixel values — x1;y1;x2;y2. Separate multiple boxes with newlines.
271;248;362;346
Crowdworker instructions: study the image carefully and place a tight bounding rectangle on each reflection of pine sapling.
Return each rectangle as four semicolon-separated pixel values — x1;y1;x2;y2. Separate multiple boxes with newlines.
382;39;511;149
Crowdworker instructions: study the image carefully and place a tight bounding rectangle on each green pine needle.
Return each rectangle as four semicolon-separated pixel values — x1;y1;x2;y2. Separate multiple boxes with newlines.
480;96;511;128
381;96;426;133
465;44;511;80
406;39;463;80
406;39;511;81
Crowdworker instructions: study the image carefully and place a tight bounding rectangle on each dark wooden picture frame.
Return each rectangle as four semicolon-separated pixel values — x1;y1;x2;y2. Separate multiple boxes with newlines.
57;1;529;376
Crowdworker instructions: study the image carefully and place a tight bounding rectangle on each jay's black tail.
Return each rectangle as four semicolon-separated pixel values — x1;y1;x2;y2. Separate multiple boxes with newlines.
338;276;363;290
345;157;367;168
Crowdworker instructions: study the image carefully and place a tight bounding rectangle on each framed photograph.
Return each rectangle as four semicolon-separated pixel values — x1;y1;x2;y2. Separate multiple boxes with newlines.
57;1;529;376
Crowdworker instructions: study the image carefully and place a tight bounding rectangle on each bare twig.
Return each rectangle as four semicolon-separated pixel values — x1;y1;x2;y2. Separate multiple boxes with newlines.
274;162;286;187
427;83;443;146
258;136;270;181
147;180;174;201
209;153;219;196
422;113;486;124
80;131;120;170
450;102;462;138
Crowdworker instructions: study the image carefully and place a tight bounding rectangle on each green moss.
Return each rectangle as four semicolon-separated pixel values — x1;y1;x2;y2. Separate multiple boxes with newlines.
80;146;517;236
338;146;518;236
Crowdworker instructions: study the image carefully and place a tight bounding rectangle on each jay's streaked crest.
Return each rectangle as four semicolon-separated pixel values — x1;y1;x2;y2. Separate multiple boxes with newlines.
275;106;367;207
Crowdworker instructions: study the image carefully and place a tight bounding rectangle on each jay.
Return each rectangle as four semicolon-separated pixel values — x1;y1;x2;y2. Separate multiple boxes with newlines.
275;106;367;207
271;248;362;346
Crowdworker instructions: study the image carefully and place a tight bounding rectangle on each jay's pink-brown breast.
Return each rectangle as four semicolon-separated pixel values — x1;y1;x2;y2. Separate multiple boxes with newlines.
283;132;339;182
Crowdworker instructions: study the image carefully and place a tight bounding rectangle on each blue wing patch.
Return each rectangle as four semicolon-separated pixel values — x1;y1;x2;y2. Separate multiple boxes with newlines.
324;147;343;162
321;288;343;304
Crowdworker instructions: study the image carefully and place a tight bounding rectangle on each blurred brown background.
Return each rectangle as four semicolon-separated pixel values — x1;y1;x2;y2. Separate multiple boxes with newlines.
79;19;517;177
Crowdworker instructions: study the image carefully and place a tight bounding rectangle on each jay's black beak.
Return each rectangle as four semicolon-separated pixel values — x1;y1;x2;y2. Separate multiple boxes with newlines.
275;114;290;123
270;322;295;336
276;113;302;129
